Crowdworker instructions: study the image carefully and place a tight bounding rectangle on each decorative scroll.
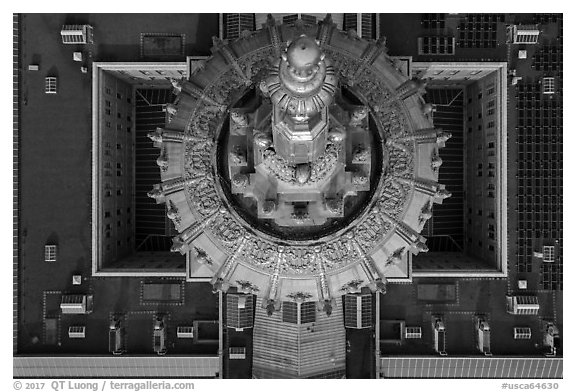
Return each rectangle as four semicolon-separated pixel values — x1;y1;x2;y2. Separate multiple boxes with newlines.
240;237;277;272
207;212;244;252
378;177;410;220
322;235;360;272
353;208;393;251
280;247;317;274
386;141;414;179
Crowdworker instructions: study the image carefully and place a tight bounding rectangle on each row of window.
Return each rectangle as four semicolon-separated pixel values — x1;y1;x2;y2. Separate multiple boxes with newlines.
104;207;131;218
104;121;132;133
104;87;132;103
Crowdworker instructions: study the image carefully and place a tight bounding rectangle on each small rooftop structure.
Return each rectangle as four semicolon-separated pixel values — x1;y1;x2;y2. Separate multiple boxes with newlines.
60;24;93;44
60;294;93;314
509;24;540;44
506;295;539;315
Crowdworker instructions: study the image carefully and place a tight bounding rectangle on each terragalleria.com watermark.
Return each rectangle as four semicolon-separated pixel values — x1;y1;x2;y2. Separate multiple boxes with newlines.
13;380;194;392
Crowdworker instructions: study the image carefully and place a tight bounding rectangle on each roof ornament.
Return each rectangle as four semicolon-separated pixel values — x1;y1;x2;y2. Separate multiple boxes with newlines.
385;247;405;267
265;14;276;27
169;78;182;94
435;187;452;200
322;299;334;316
212;277;230;293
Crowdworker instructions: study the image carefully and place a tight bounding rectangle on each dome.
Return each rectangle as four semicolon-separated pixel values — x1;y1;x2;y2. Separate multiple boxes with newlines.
285;35;323;77
149;19;449;307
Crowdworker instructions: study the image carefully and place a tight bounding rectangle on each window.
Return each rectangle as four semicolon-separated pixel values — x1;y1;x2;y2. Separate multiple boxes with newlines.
105;100;111;107
104;211;110;218
478;92;483;100
489;245;495;251
487;87;495;95
117;189;123;196
105;87;111;95
45;77;57;94
488;108;495;116
487;121;495;128
116;92;122;99
542;77;555;95
105;121;111;128
117;144;122;150
543;246;555;262
44;245;57;262
116;124;122;131
117;112;122;119
105;109;111;115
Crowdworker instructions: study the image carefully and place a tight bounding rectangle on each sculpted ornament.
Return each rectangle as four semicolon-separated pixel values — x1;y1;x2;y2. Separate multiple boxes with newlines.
385;247;405;267
352;144;370;163
229;147;247;165
349;107;368;126
194;247;213;266
166;200;181;226
352;171;369;186
326;198;343;214
340;279;363;293
232;173;249;189
230;111;249;127
236;280;260;294
262;200;276;215
287;291;313;303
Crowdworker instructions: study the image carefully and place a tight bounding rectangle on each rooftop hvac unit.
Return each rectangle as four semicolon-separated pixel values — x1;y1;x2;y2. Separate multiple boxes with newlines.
513;327;532;340
405;326;422;339
229;347;246;360
476;319;492;356
60;25;93;44
177;326;194;339
153;316;167;355
433;317;447;356
44;244;57;261
109;319;125;355
68;326;86;338
60;294;93;314
506;295;539;315
544;323;559;357
511;25;540;44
